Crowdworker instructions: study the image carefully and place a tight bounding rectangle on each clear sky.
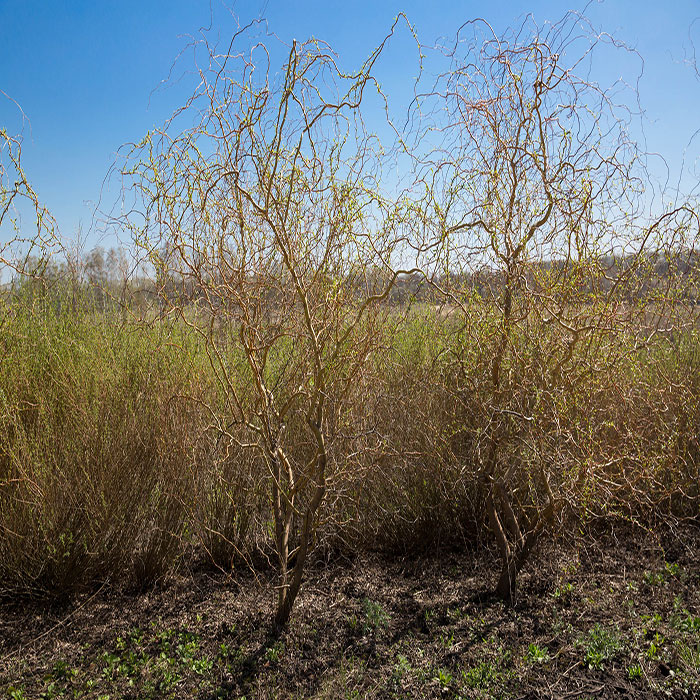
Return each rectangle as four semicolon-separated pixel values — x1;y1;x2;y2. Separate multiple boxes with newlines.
1;0;699;250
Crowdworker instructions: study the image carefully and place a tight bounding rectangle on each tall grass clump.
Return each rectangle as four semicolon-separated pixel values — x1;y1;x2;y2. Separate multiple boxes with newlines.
1;285;698;602
0;298;212;597
335;307;483;554
575;330;700;525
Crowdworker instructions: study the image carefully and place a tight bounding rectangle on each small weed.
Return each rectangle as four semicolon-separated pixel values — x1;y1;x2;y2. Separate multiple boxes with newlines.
552;618;575;640
41;681;59;700
628;663;643;680
394;653;411;678
580;624;624;670
435;667;453;688
664;562;680;578
643;571;665;586
642;563;679;587
51;659;77;681
675;641;700;673
646;633;666;661
553;582;574;600
641;612;663;632
265;641;284;664
449;606;467;623
190;656;213;675
101;651;120;678
670;607;700;635
388;651;413;691
463;661;498;689
362;598;389;635
526;643;550;664
439;631;455;649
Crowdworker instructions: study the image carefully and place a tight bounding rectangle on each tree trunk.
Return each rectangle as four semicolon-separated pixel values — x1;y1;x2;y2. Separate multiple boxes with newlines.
272;501;315;632
495;555;520;604
494;501;553;605
272;461;326;633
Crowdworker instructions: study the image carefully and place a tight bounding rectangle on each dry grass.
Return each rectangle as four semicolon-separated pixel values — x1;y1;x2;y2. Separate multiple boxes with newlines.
0;297;698;600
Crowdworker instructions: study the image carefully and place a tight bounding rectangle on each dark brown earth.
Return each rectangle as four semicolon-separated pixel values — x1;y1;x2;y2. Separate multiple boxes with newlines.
2;525;699;699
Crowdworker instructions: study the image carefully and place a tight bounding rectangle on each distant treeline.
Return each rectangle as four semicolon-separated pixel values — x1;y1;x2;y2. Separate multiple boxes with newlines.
5;245;699;313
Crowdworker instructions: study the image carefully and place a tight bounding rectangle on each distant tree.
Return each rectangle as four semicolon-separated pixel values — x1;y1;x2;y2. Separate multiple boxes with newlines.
84;246;106;287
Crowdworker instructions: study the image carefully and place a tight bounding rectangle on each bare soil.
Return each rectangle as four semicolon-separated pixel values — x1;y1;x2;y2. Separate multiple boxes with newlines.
2;525;699;699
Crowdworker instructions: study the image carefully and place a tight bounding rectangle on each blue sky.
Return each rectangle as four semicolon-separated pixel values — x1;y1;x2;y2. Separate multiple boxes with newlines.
1;0;699;250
